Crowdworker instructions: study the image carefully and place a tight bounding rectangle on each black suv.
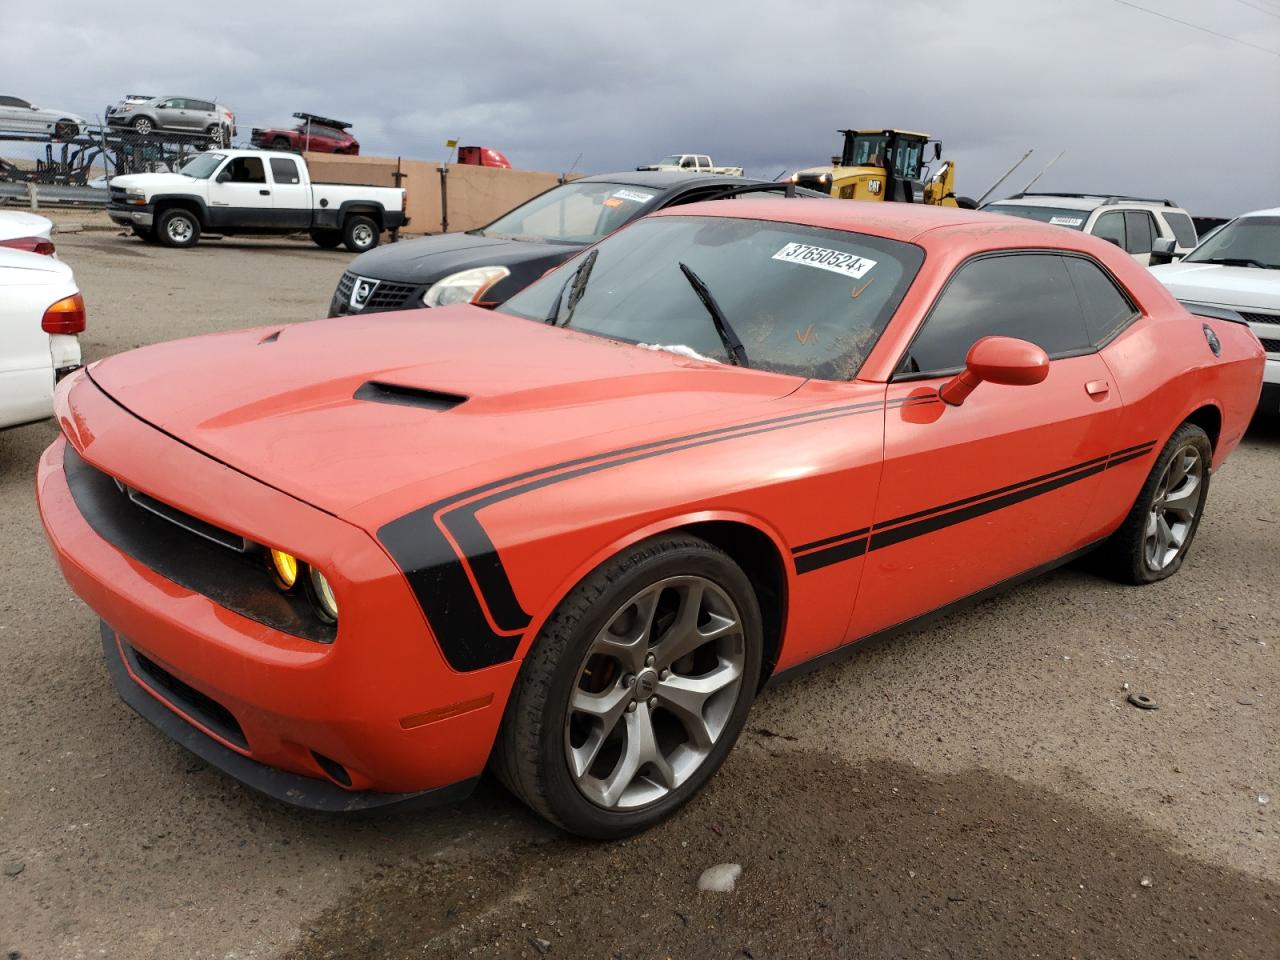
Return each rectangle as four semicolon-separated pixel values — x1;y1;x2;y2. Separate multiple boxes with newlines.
329;172;823;316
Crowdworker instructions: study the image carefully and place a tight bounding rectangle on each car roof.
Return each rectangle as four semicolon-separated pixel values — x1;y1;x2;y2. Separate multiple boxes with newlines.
579;171;763;189
989;193;1187;214
1238;207;1280;219
649;196;1091;245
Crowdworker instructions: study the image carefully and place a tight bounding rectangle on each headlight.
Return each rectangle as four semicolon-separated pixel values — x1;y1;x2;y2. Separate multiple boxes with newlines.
422;266;510;308
309;567;339;621
270;549;299;588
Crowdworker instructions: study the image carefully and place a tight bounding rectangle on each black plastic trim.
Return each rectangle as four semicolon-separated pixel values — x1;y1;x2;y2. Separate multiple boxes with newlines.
101;623;475;813
354;381;467;411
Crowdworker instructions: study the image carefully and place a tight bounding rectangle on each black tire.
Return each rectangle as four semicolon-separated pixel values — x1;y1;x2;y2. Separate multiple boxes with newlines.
309;229;342;249
492;533;763;839
1096;422;1212;584
206;124;227;148
342;215;380;253
131;116;154;136
956;195;979;209
155;207;201;248
271;136;292;151
54;121;79;140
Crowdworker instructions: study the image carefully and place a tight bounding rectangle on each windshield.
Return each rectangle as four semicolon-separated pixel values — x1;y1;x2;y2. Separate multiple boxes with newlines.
179;153;226;179
1184;215;1280;269
499;215;924;380
983;204;1088;230
477;181;660;244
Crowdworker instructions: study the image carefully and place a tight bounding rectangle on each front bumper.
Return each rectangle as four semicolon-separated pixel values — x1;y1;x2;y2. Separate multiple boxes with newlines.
37;373;519;808
108;203;153;228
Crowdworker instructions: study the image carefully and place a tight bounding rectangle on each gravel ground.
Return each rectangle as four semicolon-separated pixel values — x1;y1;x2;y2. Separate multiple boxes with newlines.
1;230;1276;959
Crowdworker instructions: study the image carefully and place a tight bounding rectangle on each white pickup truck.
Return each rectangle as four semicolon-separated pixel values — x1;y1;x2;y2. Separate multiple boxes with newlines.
636;154;745;177
107;149;408;252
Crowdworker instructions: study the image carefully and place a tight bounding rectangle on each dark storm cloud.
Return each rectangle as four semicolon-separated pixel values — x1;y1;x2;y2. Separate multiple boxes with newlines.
7;0;1279;214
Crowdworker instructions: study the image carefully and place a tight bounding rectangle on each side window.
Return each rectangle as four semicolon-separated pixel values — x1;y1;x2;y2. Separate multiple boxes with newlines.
1123;211;1155;254
157;99;177;109
190;100;214;112
680;156;696;169
1092;212;1125;249
1063;257;1138;345
901;254;1092;376
1162;212;1198;248
225;156;266;183
269;157;300;184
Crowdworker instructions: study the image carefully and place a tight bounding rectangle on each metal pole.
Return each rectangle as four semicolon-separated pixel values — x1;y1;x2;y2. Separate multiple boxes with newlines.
439;163;448;234
975;149;1035;206
1016;150;1066;195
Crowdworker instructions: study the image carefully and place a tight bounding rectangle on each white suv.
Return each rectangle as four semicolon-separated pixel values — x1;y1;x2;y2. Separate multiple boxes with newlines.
982;193;1199;265
1149;207;1280;415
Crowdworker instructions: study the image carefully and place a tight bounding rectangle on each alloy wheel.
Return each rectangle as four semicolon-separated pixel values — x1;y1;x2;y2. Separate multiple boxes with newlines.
167;216;192;243
1145;444;1204;571
564;575;746;810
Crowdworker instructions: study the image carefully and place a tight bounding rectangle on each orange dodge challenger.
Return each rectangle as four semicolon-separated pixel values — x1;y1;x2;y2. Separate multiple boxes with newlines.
37;200;1263;838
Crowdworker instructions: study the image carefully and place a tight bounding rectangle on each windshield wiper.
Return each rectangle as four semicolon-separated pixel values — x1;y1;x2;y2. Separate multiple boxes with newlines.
678;262;749;367
545;249;598;325
1194;256;1273;269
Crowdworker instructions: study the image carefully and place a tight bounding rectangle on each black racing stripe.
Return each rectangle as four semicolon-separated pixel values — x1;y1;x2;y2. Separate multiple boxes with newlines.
876;452;1111;532
793;439;1157;575
792;526;871;555
794;534;868;573
380;396;893;672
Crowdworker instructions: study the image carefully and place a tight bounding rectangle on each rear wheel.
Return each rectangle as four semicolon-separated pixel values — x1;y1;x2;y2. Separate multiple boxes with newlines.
54;121;79;140
342;215;379;253
1097;422;1212;584
156;208;201;248
271;136;292;151
493;534;762;838
309;229;342;249
206;124;228;147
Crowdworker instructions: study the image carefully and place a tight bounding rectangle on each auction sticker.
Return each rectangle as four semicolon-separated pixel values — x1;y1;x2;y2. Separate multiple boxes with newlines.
771;242;876;279
613;189;655;204
1049;216;1084;227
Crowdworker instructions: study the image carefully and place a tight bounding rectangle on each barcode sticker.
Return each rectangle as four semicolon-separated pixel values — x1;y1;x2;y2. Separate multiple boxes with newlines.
771;242;877;279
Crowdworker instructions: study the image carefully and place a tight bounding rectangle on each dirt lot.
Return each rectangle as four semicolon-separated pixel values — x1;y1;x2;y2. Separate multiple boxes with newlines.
1;228;1276;959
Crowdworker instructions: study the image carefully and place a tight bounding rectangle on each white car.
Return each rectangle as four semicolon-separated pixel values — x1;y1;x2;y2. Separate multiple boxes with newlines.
0;210;55;255
1150;207;1280;415
982;193;1199;265
0;95;85;140
636;154;745;176
0;248;84;431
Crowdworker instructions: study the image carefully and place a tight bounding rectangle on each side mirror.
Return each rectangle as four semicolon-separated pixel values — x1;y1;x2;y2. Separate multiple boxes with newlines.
1148;237;1179;265
933;142;942;160
939;336;1050;406
216;170;231;183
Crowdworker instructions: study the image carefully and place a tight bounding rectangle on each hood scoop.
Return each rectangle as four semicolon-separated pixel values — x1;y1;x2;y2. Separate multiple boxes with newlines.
353;381;467;411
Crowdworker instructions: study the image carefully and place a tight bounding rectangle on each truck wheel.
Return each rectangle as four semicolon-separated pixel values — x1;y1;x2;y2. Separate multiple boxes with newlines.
131;116;154;136
309;229;342;249
342;215;380;253
157;208;201;248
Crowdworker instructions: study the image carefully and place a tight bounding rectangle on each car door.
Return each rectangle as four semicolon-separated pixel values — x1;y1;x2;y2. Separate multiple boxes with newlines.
847;251;1126;641
152;99;183;130
206;155;274;228
188;100;216;132
267;157;310;229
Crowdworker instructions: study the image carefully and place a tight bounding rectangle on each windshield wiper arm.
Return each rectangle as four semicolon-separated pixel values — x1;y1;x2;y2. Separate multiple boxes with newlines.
544;249;598;325
678;262;749;367
1195;256;1271;269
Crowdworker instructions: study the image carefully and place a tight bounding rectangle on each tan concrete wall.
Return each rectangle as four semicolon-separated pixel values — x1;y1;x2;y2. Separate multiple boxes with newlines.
303;153;567;235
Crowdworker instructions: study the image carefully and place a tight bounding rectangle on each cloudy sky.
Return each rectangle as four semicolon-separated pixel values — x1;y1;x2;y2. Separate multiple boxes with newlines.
8;0;1279;216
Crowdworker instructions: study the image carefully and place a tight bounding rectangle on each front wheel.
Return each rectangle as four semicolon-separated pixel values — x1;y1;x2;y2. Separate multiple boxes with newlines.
1097;422;1212;584
342;215;379;253
492;534;763;838
156;208;201;248
131;116;154;136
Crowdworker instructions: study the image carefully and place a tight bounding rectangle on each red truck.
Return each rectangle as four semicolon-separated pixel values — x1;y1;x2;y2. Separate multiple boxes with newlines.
458;145;511;168
251;113;359;155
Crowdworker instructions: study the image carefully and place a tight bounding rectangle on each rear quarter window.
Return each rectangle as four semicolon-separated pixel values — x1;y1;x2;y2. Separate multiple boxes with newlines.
1063;257;1138;345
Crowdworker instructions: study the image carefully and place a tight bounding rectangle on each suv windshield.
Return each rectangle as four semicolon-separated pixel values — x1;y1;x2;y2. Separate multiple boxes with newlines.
1184;215;1280;269
499;215;924;380
180;153;226;179
477;181;660;244
983;204;1088;230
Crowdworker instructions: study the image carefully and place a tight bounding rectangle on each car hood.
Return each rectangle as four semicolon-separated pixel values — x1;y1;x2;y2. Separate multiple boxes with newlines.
85;308;801;525
347;232;580;284
1149;262;1280;311
108;172;200;192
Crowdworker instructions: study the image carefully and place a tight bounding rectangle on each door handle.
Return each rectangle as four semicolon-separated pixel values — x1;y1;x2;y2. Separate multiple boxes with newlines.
1085;379;1110;397
259;189;270;196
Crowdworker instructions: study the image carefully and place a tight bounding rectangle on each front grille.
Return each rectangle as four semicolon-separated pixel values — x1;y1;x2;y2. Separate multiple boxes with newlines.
335;271;355;302
128;643;248;749
63;444;335;643
1259;337;1280;354
1239;311;1280;327
363;280;419;311
109;186;127;205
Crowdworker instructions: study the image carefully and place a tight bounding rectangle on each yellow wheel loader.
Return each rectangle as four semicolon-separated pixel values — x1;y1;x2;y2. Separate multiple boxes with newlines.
791;129;977;208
